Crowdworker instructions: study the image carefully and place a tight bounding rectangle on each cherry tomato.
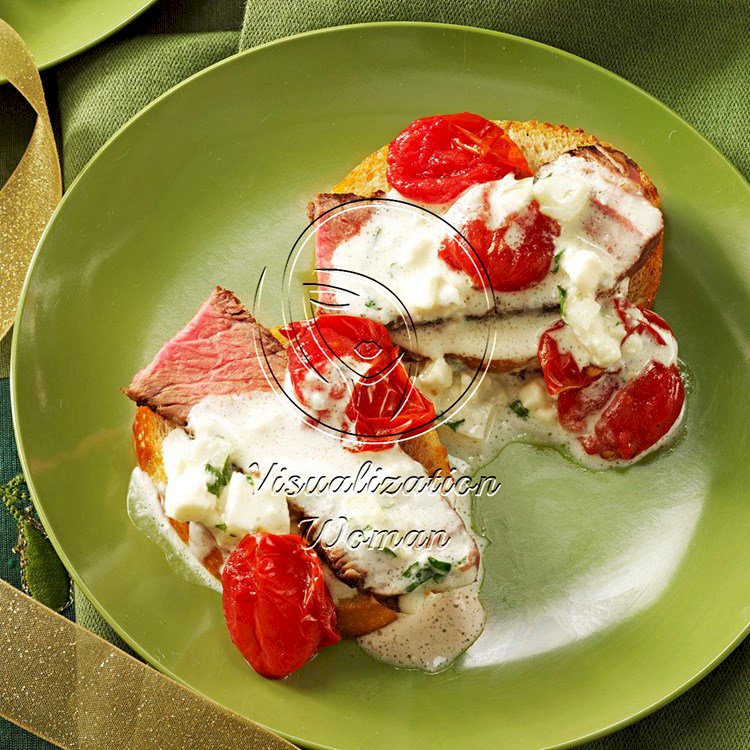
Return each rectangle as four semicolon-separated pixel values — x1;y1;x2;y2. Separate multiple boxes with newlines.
222;533;340;679
351;366;436;448
552;298;684;459
578;362;685;460
387;112;532;205
280;315;436;447
538;320;604;395
439;200;559;292
614;297;671;346
557;372;621;434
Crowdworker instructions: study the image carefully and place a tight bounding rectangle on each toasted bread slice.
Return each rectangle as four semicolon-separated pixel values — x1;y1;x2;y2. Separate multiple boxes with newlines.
332;120;663;372
133;405;402;637
132;326;451;637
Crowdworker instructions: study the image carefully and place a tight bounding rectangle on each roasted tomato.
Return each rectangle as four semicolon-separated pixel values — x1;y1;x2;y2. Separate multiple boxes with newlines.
538;320;605;395
439;200;560;292
387;112;532;205
553;298;685;460
557;372;622;434
280;315;436;447
564;362;685;460
222;533;341;679
614;297;671;345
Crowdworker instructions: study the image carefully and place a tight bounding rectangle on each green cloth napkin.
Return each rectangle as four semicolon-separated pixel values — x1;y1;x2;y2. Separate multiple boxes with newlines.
241;0;750;181
1;0;748;747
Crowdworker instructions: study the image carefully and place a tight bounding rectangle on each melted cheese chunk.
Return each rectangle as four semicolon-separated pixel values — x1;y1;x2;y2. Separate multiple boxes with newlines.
326;152;663;365
562;293;627;368
158;391;478;597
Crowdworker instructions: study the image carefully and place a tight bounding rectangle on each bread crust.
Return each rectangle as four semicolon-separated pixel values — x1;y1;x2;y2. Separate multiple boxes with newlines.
133;320;447;638
133;404;402;637
332;120;663;371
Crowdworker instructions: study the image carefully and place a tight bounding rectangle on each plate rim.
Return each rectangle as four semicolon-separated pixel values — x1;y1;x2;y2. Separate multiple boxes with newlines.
10;21;750;750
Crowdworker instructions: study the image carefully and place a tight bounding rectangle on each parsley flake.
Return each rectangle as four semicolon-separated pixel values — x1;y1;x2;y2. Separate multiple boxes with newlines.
205;456;233;496
509;400;530;419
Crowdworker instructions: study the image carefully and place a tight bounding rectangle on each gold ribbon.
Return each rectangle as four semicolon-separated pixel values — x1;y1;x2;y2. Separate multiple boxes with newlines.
0;24;294;749
0;19;62;338
0;580;297;749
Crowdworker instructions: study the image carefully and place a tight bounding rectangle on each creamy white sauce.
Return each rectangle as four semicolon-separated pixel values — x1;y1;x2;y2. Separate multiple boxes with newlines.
127;468;221;593
130;387;488;671
426;360;684;471
149;391;478;598
358;580;486;672
535;152;662;279
326;152;663;367
327;196;480;325
356;485;486;672
390;310;558;363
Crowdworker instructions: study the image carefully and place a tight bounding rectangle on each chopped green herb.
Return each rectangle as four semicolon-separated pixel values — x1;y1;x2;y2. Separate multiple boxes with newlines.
205;456;233;496
445;419;465;432
402;558;453;592
427;557;452;573
402;562;419;578
557;285;568;317
509;399;530;419
381;547;397;557
405;577;428;593
365;299;376;308
215;523;227;532
552;251;563;274
245;474;255;486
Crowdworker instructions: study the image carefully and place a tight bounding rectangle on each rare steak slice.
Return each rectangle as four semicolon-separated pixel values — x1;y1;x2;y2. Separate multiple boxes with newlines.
124;287;286;424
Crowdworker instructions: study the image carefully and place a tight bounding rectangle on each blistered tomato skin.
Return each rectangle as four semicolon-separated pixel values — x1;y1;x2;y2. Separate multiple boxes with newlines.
222;533;341;680
439;200;560;292
280;315;436;447
538;320;604;395
552;299;685;460
580;362;685;460
557;372;621;434
387;113;532;205
614;297;671;344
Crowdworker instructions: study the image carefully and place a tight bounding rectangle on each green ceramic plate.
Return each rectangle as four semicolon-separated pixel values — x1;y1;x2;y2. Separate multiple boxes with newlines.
11;23;750;750
0;0;157;74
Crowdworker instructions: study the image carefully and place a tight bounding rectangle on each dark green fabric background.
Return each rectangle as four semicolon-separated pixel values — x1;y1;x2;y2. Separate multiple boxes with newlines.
1;0;748;747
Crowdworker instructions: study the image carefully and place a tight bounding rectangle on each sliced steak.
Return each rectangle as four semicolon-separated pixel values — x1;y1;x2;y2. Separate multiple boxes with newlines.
290;500;480;599
310;146;662;368
307;191;385;265
124;287;286;425
308;192;384;310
